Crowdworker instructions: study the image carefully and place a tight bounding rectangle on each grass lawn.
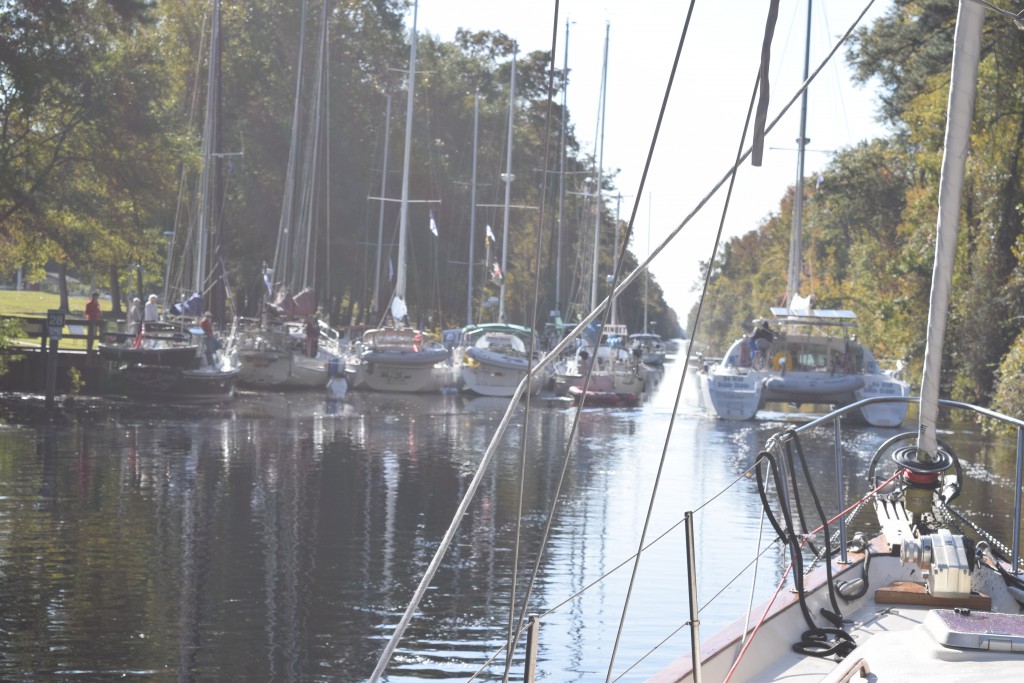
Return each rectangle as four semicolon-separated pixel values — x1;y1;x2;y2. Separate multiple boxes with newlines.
0;289;110;317
0;290;123;350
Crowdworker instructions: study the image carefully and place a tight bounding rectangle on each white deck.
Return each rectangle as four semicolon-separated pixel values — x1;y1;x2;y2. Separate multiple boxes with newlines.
648;540;1024;682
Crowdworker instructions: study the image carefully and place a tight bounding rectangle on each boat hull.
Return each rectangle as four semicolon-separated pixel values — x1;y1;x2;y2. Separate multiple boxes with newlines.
238;349;293;387
460;347;542;397
697;328;910;427
360;350;450;393
98;344;199;368
109;364;238;404
567;385;640;407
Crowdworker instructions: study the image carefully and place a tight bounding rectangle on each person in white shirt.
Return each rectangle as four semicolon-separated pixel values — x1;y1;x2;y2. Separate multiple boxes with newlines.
144;294;159;322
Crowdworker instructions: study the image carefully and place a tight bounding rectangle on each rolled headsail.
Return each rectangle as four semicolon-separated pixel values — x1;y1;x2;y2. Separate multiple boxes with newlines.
918;0;984;457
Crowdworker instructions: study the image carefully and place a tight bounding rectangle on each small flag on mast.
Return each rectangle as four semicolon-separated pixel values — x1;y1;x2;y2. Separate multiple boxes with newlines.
485;224;496;245
429;210;439;237
490;260;503;285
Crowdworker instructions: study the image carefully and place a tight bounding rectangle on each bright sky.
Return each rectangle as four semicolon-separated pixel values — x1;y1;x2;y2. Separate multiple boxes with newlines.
414;0;894;325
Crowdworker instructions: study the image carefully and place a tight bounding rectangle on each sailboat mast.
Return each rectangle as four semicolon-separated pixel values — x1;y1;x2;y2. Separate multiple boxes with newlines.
590;23;609;311
644;193;650;334
466;91;479;325
918;0;983;457
210;0;226;326
394;0;418;315
195;0;218;301
556;18;570;316
373;94;391;319
301;0;330;292
498;48;516;324
272;0;308;295
786;0;812;305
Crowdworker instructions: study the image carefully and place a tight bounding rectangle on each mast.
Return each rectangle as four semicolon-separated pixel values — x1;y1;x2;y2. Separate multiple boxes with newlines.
498;48;516;324
466;91;479;325
644;193;651;334
373;94;392;320
393;0;418;320
556;18;570;316
918;0;983;457
590;23;609;311
195;0;221;306
272;0;308;297
786;0;812;305
210;0;226;327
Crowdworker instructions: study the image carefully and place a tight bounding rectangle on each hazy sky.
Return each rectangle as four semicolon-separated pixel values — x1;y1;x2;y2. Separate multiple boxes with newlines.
412;0;894;322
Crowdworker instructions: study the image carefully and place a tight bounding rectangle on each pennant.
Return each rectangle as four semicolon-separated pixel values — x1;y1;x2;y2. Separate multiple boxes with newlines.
429;210;439;237
485;224;496;246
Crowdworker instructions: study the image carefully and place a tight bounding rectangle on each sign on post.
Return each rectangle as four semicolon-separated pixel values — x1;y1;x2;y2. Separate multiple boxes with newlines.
47;309;65;340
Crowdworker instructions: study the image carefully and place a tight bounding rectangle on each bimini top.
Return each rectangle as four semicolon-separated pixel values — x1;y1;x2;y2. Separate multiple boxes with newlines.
769;307;858;326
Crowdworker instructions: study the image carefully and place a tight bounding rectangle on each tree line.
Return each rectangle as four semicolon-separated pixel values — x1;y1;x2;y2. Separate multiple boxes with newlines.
0;0;681;340
690;0;1024;417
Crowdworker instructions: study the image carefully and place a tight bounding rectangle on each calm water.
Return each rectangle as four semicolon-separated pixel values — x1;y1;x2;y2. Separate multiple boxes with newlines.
0;359;1019;682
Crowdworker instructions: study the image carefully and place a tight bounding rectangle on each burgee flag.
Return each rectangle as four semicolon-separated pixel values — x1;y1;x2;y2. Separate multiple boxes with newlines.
485;224;496;245
429;210;439;237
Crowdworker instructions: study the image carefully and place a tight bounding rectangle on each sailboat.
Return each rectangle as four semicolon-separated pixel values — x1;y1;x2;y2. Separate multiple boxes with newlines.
371;2;1024;681
235;0;345;391
344;0;451;394
551;25;645;404
629;195;669;365
695;1;908;427
105;0;238;404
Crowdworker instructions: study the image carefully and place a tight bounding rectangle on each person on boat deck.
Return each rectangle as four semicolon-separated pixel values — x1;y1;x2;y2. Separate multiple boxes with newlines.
200;311;218;367
144;294;159;322
752;320;775;360
845;334;864;373
129;297;144;336
577;349;592;375
305;315;319;358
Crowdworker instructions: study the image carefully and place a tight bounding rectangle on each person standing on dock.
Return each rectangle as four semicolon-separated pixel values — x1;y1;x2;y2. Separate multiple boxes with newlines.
144;294;159;322
85;292;102;348
128;297;145;348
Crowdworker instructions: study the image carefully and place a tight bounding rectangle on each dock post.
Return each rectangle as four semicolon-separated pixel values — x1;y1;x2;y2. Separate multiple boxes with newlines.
524;614;539;683
44;310;65;410
685;511;702;683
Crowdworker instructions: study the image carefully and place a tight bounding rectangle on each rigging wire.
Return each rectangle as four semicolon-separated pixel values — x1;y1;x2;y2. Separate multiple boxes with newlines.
373;1;880;679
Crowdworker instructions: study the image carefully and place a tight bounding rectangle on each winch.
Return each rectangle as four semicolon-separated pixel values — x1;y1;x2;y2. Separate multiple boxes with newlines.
901;529;973;598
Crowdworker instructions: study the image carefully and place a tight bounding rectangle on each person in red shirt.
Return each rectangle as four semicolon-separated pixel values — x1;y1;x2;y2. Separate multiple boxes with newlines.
84;292;102;347
85;292;101;322
200;311;216;367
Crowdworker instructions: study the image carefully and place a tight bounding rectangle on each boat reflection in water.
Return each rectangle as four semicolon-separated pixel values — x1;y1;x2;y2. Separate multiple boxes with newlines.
0;357;1015;681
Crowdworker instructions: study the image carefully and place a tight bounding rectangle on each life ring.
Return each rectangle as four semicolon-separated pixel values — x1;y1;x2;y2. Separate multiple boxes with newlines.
772;351;793;371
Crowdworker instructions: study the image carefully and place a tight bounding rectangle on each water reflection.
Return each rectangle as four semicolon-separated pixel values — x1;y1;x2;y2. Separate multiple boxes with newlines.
0;372;1019;681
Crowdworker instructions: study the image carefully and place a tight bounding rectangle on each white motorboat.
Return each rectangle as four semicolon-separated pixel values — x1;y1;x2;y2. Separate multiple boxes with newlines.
454;323;544;397
347;327;451;394
696;307;909;427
